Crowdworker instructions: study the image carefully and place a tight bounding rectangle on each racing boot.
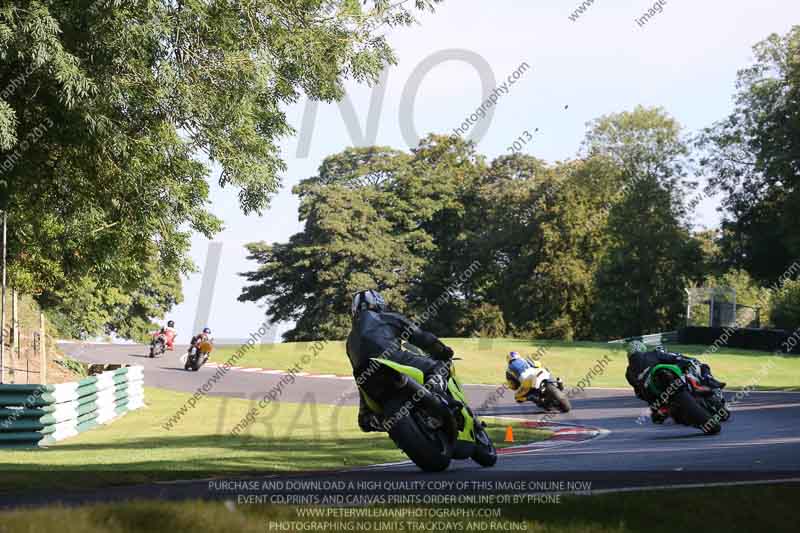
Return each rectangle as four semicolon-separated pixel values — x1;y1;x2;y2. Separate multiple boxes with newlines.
425;367;463;413
650;405;669;424
700;364;726;389
357;395;385;433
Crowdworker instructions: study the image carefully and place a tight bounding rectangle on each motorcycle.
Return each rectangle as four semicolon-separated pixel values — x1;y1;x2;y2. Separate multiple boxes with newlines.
184;338;213;371
521;363;571;413
149;331;167;358
643;359;730;434
359;345;497;473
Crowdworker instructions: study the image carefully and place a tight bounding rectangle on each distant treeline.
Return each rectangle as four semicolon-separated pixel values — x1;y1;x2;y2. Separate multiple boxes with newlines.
239;28;800;341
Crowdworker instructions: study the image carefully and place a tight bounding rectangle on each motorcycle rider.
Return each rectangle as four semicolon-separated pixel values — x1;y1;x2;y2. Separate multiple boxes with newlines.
346;289;455;433
158;320;177;351
505;351;546;403
625;341;725;423
188;327;213;357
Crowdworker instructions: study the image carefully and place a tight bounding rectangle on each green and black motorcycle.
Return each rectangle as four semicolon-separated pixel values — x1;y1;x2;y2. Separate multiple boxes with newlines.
643;359;730;435
359;345;497;472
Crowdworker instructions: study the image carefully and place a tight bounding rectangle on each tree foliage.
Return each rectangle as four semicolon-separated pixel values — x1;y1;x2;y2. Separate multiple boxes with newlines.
771;279;800;330
699;26;800;284
586;107;703;337
240;112;705;341
0;0;439;337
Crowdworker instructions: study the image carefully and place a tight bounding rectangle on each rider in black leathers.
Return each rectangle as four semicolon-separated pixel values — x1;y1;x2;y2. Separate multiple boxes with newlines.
346;290;454;432
625;341;725;423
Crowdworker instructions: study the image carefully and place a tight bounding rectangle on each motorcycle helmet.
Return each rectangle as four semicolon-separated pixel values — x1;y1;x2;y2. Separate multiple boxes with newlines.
351;289;386;319
507;351;521;363
627;340;648;359
203;327;211;335
167;320;175;328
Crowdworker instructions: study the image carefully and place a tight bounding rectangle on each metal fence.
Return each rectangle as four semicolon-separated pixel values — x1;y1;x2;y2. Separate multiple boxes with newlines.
1;328;46;384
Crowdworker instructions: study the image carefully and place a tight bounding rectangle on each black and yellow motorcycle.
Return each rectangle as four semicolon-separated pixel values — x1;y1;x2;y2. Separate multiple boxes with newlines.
360;346;497;472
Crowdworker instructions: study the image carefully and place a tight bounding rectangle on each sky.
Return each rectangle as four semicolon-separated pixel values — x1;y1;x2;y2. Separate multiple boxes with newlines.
165;0;800;341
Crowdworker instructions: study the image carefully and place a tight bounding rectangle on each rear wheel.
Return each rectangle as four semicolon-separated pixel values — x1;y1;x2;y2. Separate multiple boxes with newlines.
151;340;164;358
672;390;721;435
545;383;571;413
385;398;453;472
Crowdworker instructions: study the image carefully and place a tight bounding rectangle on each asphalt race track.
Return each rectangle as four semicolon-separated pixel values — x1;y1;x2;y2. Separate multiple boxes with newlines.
4;341;797;506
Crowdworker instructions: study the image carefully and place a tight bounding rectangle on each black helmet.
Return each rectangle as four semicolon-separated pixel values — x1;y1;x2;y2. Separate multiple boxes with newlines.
351;289;386;319
167;320;175;328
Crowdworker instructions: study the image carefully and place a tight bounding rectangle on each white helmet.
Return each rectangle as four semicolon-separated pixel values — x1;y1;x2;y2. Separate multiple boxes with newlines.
351;289;386;318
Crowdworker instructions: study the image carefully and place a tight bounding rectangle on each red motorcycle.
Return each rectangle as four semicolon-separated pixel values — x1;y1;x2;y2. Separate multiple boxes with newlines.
149;329;175;358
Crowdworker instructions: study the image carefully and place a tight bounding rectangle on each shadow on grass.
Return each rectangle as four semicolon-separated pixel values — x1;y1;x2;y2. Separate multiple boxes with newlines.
500;484;800;533
0;433;404;493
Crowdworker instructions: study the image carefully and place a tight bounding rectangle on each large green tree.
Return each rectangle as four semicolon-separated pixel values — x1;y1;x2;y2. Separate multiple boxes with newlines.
0;0;439;337
470;155;613;339
239;135;489;340
588;106;704;338
239;146;426;340
699;26;800;284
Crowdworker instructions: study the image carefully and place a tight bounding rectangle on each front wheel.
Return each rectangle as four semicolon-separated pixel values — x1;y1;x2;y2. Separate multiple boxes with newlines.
385;399;453;472
545;383;571;413
193;353;207;371
471;423;497;467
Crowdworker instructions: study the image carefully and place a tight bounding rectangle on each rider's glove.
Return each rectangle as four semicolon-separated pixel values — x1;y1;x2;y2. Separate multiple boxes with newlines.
433;342;453;361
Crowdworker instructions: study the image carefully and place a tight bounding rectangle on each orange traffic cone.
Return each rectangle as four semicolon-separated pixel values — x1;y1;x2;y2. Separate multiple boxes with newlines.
504;425;514;443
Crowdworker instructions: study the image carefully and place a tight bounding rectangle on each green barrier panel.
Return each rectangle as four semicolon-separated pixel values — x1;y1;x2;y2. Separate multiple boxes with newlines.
0;441;42;449
0;405;55;418
0;431;45;442
0;394;51;407
76;382;99;397
75;419;99;434
77;410;98;425
0;384;53;393
0;366;142;447
0;419;42;432
0;419;57;433
74;392;98;408
113;389;130;402
77;376;98;388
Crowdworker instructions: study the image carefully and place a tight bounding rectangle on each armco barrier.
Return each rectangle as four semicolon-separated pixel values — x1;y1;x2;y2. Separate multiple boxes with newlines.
0;366;144;448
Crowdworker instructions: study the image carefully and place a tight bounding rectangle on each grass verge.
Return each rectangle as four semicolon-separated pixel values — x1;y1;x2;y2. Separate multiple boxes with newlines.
0;387;549;493
0;484;798;532
213;338;800;390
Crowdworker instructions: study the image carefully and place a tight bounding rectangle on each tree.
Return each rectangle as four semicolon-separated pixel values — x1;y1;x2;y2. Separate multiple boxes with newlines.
699;26;800;284
239;146;426;340
588;107;704;338
696;269;773;328
471;155;612;339
397;135;487;335
239;135;488;341
771;279;800;330
43;262;182;342
0;0;440;337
